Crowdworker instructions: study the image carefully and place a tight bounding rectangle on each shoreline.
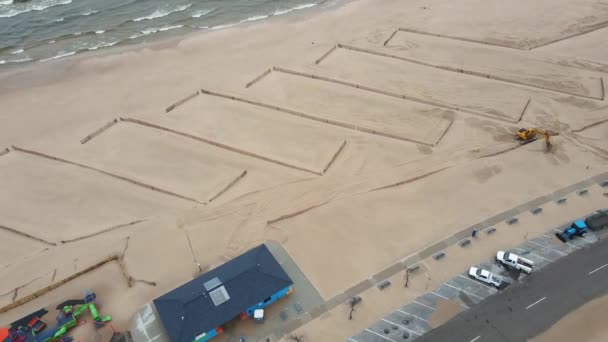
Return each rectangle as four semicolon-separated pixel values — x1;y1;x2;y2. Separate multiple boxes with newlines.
0;0;343;88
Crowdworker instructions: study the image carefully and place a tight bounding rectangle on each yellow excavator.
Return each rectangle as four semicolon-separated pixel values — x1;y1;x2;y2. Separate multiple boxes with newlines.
516;128;557;151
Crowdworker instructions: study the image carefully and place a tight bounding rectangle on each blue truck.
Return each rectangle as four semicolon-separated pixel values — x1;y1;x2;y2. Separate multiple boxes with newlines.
555;220;587;242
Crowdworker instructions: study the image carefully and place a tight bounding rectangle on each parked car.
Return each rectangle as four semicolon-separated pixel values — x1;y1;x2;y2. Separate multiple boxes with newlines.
468;267;502;288
496;251;534;274
585;209;608;231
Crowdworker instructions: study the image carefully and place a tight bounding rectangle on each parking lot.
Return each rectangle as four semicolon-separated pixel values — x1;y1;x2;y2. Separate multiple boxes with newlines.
348;216;602;342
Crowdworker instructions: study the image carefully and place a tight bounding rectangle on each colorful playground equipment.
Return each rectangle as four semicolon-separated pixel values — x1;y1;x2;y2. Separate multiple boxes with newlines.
2;290;111;342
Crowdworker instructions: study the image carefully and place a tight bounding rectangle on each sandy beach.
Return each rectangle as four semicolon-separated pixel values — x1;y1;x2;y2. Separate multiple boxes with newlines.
1;0;608;340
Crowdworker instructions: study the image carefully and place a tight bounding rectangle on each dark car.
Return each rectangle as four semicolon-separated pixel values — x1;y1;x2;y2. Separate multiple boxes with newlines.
585;209;608;231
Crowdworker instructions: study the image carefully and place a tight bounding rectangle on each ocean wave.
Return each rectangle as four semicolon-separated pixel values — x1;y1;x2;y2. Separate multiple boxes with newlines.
191;8;214;18
40;50;76;62
0;56;33;64
133;24;184;38
240;15;268;23
0;0;12;5
273;3;316;16
0;0;72;19
81;9;98;16
132;3;191;22
87;41;119;50
54;17;64;22
10;48;23;54
95;30;105;34
211;23;237;30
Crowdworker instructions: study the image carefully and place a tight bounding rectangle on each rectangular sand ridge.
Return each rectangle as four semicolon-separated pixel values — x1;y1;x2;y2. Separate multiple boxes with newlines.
76;123;246;203
382;31;603;99
0;152;186;243
160;93;346;173
246;71;454;146
312;47;532;121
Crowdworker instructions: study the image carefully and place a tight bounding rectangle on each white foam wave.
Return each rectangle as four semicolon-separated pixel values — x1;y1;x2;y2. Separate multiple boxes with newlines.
10;48;24;54
48;40;55;44
0;0;13;6
81;9;98;16
273;3;316;16
54;17;64;22
240;15;268;23
0;0;72;18
95;30;105;34
87;41;119;50
137;24;183;37
133;3;191;22
191;8;214;18
40;50;76;62
1;57;33;64
211;23;237;30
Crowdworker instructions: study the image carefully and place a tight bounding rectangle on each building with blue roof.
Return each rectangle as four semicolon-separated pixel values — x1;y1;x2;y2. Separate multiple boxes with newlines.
153;244;294;342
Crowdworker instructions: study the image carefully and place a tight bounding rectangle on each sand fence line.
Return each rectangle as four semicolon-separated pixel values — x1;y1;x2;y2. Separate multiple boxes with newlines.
0;255;121;314
572;117;608;133
200;87;438;146
80;119;119;144
322;140;346;174
60;219;147;244
165;91;200;113
383;29;399;46
245;68;272;88
517;97;532;123
0;223;57;247
433;118;454;146
394;23;608;51
120;117;323;176
11;145;202;204
0;239;157;314
208;170;248;203
272;66;516;124
314;44;338;65
0;147;10;157
336;44;604;100
394;27;530;50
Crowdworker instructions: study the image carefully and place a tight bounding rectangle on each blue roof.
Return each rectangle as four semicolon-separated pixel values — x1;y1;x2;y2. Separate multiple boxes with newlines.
153;244;293;342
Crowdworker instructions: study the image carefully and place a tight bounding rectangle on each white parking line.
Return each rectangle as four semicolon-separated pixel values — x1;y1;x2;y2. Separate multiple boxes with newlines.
526;297;546;310
382;318;422;336
458;274;498;291
413;300;435;311
553;228;595;244
514;248;555;263
444;283;485;300
589;264;608;275
544;233;580;249
366;328;397;342
397;309;430;323
527;240;567;256
470;336;481;342
430;291;470;309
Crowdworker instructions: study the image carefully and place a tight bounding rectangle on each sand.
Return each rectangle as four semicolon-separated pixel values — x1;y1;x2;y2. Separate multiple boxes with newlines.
1;0;608;340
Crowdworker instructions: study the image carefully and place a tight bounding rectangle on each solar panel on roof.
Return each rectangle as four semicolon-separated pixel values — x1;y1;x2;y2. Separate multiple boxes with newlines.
203;277;222;291
209;286;230;307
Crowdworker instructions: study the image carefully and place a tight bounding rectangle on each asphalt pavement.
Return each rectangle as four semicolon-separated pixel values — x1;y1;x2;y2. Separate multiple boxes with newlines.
415;236;608;342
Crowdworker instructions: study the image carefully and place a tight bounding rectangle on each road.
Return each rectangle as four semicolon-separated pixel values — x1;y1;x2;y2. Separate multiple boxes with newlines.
416;236;608;342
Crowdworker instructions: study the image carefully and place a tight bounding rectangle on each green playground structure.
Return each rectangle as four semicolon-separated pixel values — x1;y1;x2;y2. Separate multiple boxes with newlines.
32;290;111;342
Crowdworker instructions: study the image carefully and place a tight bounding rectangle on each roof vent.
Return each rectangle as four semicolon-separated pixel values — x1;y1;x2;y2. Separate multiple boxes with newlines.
203;277;222;291
209;286;230;306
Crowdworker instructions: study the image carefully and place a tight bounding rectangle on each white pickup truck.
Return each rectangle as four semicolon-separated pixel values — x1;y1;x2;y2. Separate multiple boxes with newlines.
496;251;534;274
468;267;502;288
